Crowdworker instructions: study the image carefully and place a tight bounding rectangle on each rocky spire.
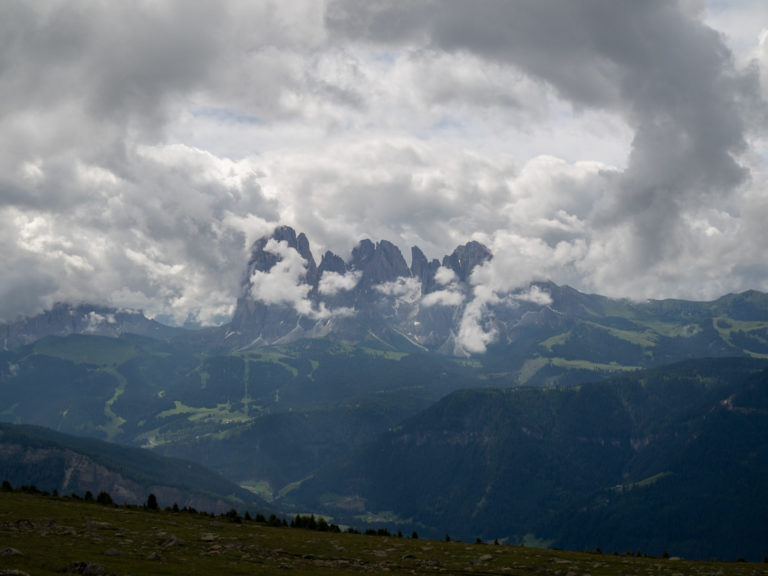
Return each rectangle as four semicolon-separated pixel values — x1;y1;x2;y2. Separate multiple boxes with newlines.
318;250;346;275
350;239;410;290
245;225;318;288
411;246;440;294
442;241;492;282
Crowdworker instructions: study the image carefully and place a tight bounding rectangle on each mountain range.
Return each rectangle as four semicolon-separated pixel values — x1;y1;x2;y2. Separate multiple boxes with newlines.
1;225;767;560
6;225;768;384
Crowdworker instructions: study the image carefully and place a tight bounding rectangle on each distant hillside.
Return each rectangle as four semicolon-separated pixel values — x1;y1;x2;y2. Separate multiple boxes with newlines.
0;422;269;514
0;302;183;350
3;316;768;514
292;357;768;562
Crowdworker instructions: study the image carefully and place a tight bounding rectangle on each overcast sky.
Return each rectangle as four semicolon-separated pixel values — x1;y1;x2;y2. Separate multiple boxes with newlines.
3;0;768;325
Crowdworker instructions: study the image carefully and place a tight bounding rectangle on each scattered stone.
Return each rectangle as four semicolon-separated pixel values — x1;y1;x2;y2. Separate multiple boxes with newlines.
65;561;107;575
0;569;32;576
477;553;494;562
160;533;183;547
0;546;23;557
13;520;33;531
146;551;163;561
200;532;218;542
85;521;113;530
103;548;122;556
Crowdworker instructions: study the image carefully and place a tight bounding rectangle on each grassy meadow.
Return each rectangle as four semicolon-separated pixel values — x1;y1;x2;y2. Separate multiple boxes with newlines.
1;490;766;576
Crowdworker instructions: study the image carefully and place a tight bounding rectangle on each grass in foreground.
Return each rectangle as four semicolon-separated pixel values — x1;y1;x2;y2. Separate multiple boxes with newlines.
1;491;766;576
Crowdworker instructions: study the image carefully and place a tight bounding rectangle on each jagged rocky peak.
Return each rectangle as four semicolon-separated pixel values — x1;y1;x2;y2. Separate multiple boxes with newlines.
247;225;297;273
245;226;493;292
296;231;319;288
246;225;319;286
442;240;492;282
350;238;410;287
318;250;346;275
411;246;441;294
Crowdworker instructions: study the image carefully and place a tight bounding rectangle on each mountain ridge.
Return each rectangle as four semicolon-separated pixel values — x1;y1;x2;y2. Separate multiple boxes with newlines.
5;225;768;365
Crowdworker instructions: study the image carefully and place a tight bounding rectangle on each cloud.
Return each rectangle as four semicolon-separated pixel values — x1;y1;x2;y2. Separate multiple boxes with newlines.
84;311;116;333
375;277;422;304
513;285;553;307
249;239;310;306
422;289;464;308
2;0;768;327
422;266;464;307
455;285;499;355
326;0;767;285
434;266;457;286
249;238;355;320
318;270;362;296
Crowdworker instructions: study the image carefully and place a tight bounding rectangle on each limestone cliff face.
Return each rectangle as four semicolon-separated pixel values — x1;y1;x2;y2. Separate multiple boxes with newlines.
229;225;494;351
410;246;440;294
441;241;492;282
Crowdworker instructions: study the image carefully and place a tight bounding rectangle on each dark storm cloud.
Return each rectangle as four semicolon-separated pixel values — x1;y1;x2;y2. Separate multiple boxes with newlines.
0;2;223;128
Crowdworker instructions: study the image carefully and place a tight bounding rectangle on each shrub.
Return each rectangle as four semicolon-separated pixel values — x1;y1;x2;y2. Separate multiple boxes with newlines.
96;491;113;506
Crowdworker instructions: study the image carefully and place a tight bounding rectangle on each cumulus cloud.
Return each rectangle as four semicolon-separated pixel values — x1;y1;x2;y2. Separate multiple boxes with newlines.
84;311;116;333
513;285;553;307
249;239;312;309
422;266;464;307
422;289;464;308
375;277;422;304
249;239;355;320
455;285;500;355
434;266;458;286
318;270;362;296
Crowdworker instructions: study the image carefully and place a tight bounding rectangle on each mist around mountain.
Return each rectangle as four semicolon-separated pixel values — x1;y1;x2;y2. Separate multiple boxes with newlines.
1;225;768;561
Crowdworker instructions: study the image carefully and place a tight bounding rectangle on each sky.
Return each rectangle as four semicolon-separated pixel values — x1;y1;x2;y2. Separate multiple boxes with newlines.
3;0;768;326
